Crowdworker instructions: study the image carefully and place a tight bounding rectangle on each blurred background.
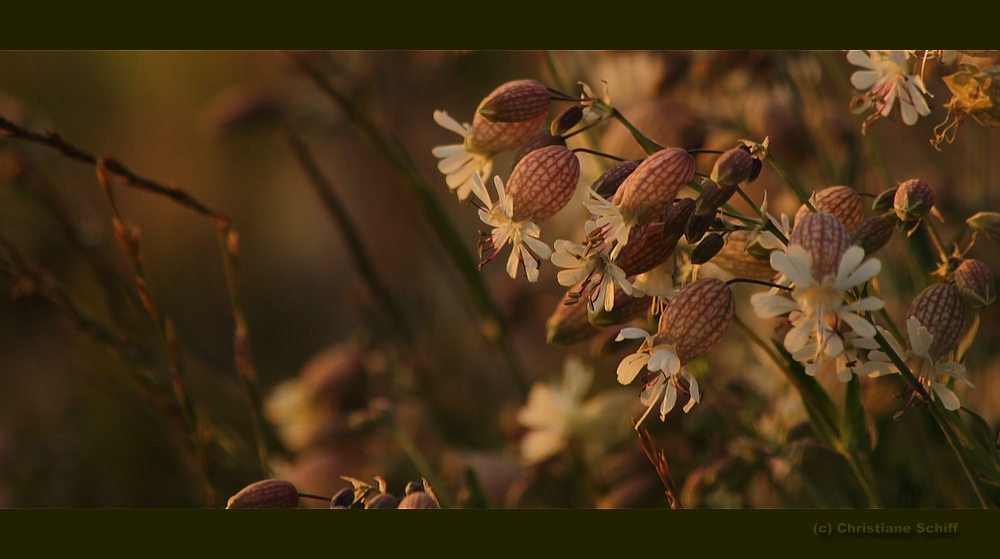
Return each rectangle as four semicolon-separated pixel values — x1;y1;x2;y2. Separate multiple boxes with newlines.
1;50;998;508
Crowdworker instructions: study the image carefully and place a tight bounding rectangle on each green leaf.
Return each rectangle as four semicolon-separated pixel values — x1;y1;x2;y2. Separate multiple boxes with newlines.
841;375;870;454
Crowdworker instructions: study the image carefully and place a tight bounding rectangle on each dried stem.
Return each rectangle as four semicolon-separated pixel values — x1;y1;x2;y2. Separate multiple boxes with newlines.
635;424;682;509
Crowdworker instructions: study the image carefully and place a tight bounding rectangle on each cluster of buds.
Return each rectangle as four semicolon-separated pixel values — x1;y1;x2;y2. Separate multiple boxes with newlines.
226;477;441;509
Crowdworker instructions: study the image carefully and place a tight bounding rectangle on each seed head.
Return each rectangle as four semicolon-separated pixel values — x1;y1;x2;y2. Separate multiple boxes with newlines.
710;146;754;187
506;145;580;223
908;283;966;361
967;211;1000;243
477;80;552;124
788;212;851;282
953;259;996;308
226;479;299;509
656;278;735;364
849;216;894;255
794;186;864;232
894;179;935;222
613;148;696;227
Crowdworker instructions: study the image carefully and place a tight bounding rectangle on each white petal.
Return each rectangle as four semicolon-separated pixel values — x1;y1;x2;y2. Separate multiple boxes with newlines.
840;311;876;338
433;110;469;136
842;297;885;312
505;246;520;279
521;431;565;464
930;381;961;411
851;70;880;90
839;258;882;290
683;371;701;413
557;268;589;287
432;144;466;159
751;293;801;318
837;246;865;281
847;50;877;71
784;317;814;354
660;383;677;420
469;172;492;207
617;353;649;384
616;327;653;342
522;233;552;260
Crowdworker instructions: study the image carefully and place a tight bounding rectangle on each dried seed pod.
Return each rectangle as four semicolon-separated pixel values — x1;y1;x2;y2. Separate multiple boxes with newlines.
550;105;584;136
464;111;547;156
908;283;966;361
872;187;898;212
330;487;355;509
954;259;996;308
613;148;696;228
398;492;440;509
794;186;864;232
849;216;894;255
477;80;551;124
592;159;640;200
511;131;566;166
546;285;601;345
616;223;676;277
656;278;735;364
685;211;715;244
662;197;696;245
788;212;851;281
506;145;580;223
365;493;399;509
691;233;725;264
893;179;934;222
226;479;299;509
710;231;778;281
967;211;1000;243
710;146;754;187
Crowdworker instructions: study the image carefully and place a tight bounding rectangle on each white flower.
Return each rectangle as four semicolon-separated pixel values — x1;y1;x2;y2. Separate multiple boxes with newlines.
582;188;631;259
751;245;884;371
517;356;594;464
743;191;791;252
431;111;494;201
471;172;552;282
631;261;676;299
793;329;881;382
847;50;931;126
615;327;702;428
864;317;973;411
551;221;633;311
580;80;612;125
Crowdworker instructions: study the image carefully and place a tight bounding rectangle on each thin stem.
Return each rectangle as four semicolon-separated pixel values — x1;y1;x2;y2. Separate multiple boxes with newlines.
765;156;815;210
922;216;950;262
610;108;663;156
571;147;625;161
727;278;793;291
542;51;602;152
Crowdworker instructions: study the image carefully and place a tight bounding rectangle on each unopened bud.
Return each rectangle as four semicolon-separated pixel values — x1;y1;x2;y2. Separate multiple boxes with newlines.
404;481;425;496
691;233;725;264
506;145;580;223
794;186;864;232
894;179;934;222
226;479;299;509
967;211;1000;243
711;146;754;187
872;187;898;212
330;487;355;508
954;259;996;308
592;159;640;200
657;278;735;364
788;212;851;281
398;492;440;509
908;283;966;361
550;105;584;136
662;198;695;245
365;493;399;509
695;180;738;216
477;80;551;123
511;131;566;166
849;216;894;255
685;211;715;244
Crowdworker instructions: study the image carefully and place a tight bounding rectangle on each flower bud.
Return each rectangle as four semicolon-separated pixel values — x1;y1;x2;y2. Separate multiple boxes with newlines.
227;479;299;509
794;186;864;232
398;492;440;509
616;223;676;277
330;487;355;508
908;283;966;361
849;216;894;255
546;286;602;345
894;179;934;222
691;233;725;264
464;111;547;156
365;493;399;509
788;212;851;281
953;259;996;308
511;131;566;167
656;278;735;364
685;211;715;244
477;80;551;123
506;145;580;223
404;481;425;496
710;146;754;187
694;180;738;216
967;211;1000;243
592;159;640;200
872;187;898;212
661;198;696;245
550;105;584;136
613;148;696;227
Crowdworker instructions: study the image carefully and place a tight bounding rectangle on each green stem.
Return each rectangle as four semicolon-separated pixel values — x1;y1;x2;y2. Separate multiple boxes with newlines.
610;108;663;155
765;156;815;210
922;216;950;262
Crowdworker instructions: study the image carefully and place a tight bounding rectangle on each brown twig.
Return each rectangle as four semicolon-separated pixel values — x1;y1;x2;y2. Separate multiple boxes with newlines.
635;422;683;509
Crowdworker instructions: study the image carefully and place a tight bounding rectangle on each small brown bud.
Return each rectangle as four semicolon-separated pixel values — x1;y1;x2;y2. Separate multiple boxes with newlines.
710;146;754;187
954;259;996;308
592;159;640;200
550;105;584;136
691;233;725;264
398;492;440;509
849;216;894;255
685;211;715;244
872;187;898;212
330;487;355;508
794;186;864;232
506;145;580;223
226;479;299;509
694;180;737;216
657;278;735;364
477;80;551;123
894;179;935;222
404;481;425;496
967;211;1000;243
661;198;696;245
365;493;399;509
788;212;851;282
908;283;966;361
511;131;566;167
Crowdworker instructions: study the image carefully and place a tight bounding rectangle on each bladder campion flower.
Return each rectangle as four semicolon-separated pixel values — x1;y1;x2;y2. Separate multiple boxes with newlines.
847;50;931;130
516;356;594;465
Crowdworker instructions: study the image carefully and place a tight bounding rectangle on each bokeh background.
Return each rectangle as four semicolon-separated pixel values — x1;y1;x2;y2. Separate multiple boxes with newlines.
1;50;998;507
